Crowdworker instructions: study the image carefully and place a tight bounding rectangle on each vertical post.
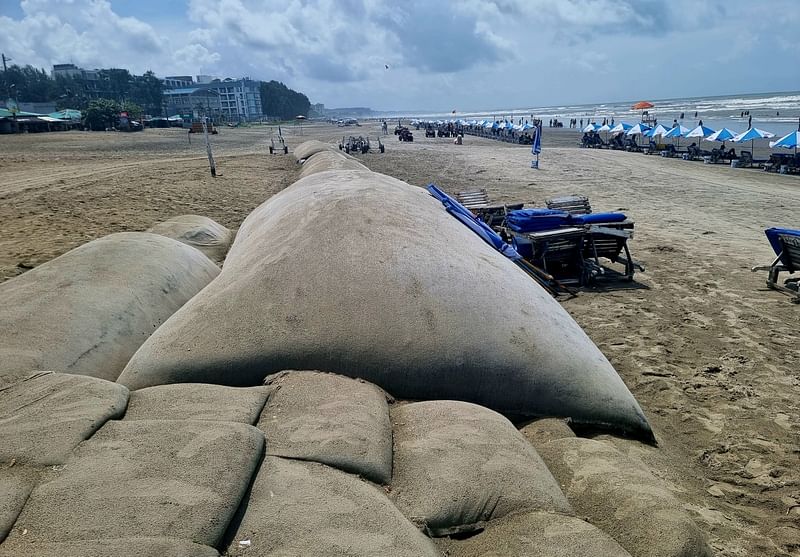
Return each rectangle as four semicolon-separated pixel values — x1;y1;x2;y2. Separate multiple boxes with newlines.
202;117;216;177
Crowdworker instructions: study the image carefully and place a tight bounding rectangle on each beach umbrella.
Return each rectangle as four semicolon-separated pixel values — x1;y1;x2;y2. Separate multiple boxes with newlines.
626;123;651;136
769;131;800;153
732;127;775;155
610;122;633;134
685;124;716;140
597;124;612;132
632;101;654;110
664;124;690;148
650;124;671;138
664;125;690;138
703;128;737;143
582;123;599;132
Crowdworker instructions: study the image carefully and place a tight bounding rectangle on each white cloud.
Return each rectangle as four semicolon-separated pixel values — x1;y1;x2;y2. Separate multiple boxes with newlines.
0;0;797;110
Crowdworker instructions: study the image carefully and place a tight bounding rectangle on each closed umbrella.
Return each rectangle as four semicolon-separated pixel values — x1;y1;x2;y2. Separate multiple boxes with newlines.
732;127;775;156
531;123;542;169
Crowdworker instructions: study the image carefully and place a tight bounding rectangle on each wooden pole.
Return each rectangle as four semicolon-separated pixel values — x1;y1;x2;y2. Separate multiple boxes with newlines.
203;117;216;178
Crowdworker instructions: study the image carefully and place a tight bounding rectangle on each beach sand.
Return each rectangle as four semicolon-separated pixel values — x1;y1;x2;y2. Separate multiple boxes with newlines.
1;124;798;556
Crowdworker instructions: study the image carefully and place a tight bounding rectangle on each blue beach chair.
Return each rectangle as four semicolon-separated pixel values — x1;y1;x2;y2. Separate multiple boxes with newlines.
751;228;800;303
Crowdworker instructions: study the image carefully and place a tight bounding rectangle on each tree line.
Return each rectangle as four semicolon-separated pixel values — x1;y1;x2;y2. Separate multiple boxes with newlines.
2;63;313;122
0;64;164;115
259;80;310;120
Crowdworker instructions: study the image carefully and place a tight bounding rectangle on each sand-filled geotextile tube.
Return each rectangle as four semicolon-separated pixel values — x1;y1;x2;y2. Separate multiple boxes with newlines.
298;150;367;179
118;170;653;440
147;215;233;264
292;139;335;161
0;232;220;384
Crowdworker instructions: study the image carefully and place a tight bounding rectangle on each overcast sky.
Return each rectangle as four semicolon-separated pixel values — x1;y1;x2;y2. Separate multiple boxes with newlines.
1;0;798;111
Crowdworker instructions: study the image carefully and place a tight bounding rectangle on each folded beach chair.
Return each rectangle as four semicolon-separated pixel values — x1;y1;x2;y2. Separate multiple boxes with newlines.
546;195;591;215
544;195;643;281
457;189;524;227
751;228;800;303
456;189;490;209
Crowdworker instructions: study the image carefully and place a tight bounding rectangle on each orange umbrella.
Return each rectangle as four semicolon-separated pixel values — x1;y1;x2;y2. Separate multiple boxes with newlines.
632;101;654;110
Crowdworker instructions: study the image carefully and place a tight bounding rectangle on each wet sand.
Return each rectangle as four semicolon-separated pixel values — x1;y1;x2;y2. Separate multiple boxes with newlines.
1;123;798;555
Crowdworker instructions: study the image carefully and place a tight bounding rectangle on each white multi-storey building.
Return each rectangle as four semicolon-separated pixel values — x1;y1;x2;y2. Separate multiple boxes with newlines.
162;76;263;122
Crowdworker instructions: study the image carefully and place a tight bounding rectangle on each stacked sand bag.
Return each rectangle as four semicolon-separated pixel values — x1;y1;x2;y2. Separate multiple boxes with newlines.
0;371;711;556
0;232;219;384
119;165;653;440
148;215;234;265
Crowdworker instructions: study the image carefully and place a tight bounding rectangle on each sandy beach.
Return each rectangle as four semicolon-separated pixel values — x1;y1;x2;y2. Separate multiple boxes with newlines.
0;123;798;555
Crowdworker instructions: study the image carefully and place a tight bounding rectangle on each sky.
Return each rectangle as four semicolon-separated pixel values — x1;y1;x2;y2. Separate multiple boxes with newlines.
1;0;798;112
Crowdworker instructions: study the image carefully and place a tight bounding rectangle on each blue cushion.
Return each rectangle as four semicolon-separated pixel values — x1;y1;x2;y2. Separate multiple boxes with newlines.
507;209;570;232
569;212;627;225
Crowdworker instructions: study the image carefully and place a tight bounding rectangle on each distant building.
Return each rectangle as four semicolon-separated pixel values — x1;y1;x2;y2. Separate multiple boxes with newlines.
196;75;216;84
163;75;194;89
162;87;221;119
194;78;263;121
51;63;103;99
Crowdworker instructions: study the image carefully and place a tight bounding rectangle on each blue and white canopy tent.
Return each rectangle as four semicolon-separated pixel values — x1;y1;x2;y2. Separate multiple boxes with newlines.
582;123;600;133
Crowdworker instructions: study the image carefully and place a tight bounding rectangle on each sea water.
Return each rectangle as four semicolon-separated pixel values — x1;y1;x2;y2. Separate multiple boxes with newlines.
406;91;800;138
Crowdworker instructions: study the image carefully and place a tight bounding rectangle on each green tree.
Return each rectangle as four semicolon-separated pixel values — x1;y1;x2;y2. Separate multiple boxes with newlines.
259;80;310;119
0;64;55;103
83;98;121;130
121;101;143;120
129;71;163;115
